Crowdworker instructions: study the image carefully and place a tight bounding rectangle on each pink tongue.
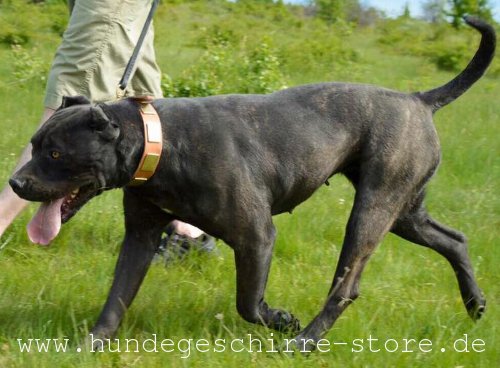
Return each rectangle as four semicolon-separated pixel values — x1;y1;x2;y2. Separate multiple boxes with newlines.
27;198;65;246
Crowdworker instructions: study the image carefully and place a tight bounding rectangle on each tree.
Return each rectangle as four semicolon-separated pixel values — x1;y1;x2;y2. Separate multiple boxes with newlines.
314;0;346;23
313;0;362;24
345;3;382;26
401;2;411;19
447;0;493;28
422;0;446;23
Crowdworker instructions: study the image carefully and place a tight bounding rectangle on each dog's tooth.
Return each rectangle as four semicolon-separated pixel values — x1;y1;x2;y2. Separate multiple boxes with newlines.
69;189;79;200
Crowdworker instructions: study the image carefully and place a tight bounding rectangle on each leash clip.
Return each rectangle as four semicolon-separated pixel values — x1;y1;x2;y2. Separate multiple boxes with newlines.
116;85;127;100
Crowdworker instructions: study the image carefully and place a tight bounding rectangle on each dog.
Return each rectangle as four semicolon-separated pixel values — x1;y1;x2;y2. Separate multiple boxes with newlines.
9;16;495;351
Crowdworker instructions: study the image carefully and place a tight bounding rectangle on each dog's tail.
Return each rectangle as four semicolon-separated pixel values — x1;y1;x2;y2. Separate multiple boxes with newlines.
417;16;496;113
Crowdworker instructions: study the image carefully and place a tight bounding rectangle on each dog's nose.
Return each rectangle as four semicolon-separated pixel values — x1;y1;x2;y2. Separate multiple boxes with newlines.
9;177;27;194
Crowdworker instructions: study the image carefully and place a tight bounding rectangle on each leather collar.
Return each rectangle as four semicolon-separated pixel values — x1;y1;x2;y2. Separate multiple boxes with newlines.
128;97;163;186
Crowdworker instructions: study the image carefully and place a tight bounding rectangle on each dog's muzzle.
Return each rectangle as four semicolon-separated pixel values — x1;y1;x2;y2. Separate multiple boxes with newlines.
9;175;35;199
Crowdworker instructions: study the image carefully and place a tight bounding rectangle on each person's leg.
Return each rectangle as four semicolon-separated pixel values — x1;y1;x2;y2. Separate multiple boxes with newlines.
0;108;55;237
171;220;204;238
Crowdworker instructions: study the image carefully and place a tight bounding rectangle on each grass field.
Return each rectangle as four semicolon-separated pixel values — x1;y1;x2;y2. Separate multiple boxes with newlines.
0;2;498;367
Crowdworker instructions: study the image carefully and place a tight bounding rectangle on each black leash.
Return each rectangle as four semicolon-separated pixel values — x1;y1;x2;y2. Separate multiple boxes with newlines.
117;0;160;98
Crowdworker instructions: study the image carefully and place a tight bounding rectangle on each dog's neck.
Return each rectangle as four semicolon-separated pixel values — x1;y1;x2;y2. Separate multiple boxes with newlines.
101;99;153;188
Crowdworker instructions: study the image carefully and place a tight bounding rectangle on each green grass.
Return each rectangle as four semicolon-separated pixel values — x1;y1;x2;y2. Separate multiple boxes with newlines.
0;2;499;367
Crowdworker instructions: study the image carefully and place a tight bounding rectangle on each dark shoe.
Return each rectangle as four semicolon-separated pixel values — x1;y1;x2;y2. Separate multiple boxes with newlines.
156;225;217;264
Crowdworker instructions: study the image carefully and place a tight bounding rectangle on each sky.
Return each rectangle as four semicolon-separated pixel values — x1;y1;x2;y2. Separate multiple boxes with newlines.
363;0;500;20
286;0;500;21
363;0;427;18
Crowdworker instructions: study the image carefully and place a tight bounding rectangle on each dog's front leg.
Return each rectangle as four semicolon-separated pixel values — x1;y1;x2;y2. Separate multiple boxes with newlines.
232;216;300;334
89;190;172;347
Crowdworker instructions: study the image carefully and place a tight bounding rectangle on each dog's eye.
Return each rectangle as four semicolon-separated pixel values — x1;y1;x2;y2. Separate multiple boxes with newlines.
50;151;61;159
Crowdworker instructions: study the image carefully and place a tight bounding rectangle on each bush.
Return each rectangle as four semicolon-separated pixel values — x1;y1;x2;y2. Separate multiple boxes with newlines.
242;38;288;93
376;18;500;75
279;20;360;81
430;44;469;71
0;0;34;45
10;44;50;87
0;0;67;45
162;34;287;97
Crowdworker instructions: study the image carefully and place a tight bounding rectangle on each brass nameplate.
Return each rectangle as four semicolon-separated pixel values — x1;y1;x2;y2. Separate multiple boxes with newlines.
142;153;160;172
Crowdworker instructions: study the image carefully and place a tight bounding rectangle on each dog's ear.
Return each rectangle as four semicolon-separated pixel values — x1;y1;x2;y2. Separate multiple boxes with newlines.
90;105;120;141
60;95;91;108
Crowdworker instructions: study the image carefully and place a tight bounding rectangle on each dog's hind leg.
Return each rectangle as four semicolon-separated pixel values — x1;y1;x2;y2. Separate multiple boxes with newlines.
391;197;485;320
231;214;301;334
89;190;172;347
288;174;410;352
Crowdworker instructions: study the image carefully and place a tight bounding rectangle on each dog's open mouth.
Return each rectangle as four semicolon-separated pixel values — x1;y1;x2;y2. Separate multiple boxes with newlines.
27;184;100;246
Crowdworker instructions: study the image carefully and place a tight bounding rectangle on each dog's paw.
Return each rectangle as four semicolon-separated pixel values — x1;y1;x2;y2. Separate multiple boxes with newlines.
80;332;111;353
466;296;486;321
269;309;301;334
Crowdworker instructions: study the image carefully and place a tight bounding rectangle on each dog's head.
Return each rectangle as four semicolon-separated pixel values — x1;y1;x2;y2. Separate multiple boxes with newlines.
9;96;122;245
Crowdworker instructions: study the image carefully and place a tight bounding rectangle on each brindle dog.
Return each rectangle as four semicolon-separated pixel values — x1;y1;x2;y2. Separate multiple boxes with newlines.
10;16;495;351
